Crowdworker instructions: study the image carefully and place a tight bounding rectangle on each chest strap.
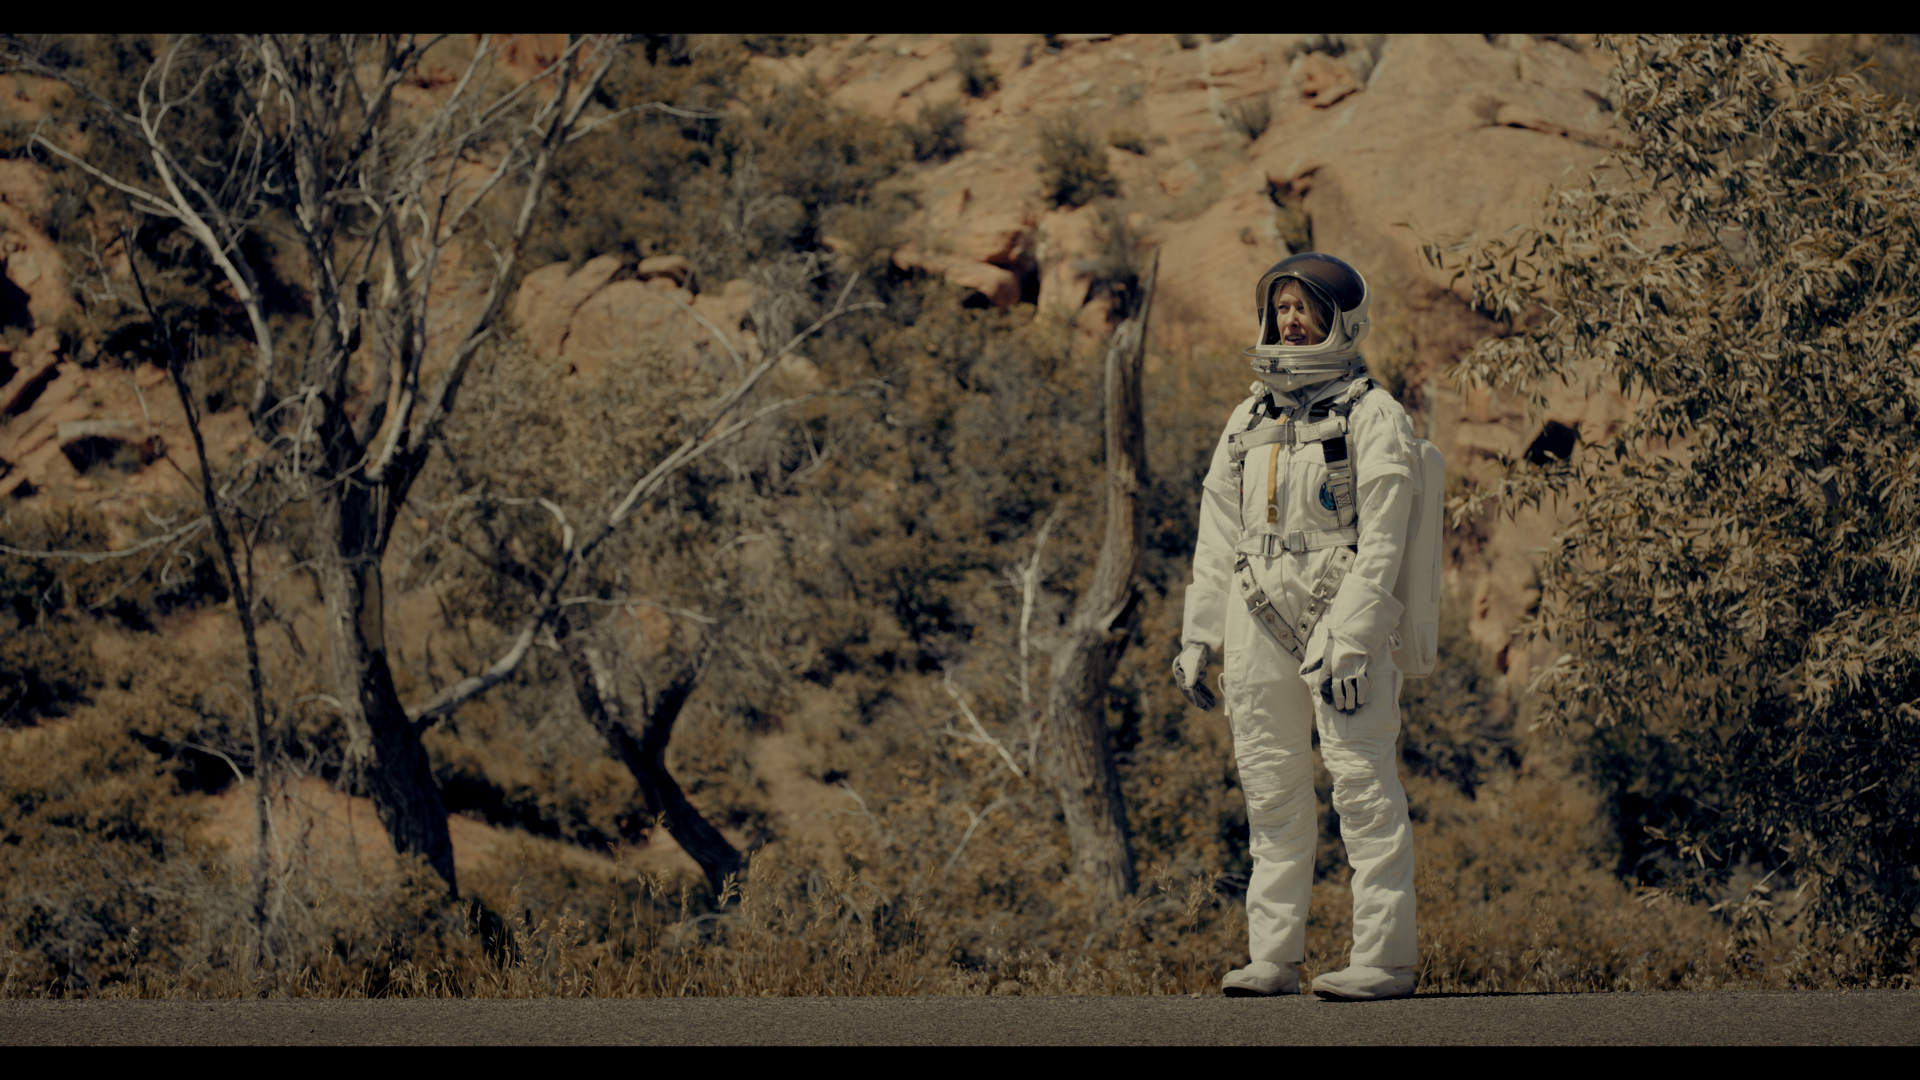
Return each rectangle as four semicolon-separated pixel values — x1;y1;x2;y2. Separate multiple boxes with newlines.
1227;379;1372;659
1233;545;1357;663
1235;553;1307;662
1321;423;1357;527
1227;415;1348;468
1233;527;1359;558
1225;384;1369;535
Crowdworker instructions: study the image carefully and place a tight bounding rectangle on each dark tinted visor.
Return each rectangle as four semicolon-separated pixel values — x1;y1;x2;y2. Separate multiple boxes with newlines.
1256;253;1366;314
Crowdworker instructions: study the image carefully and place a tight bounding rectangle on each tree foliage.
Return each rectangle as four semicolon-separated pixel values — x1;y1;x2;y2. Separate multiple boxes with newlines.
1433;34;1920;969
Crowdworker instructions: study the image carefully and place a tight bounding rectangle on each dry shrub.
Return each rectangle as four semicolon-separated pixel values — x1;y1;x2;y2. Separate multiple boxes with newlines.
953;36;999;99
909;100;967;163
1404;759;1903;993
9;705;1902;997
1222;95;1272;141
1;714;231;994
1039;115;1117;208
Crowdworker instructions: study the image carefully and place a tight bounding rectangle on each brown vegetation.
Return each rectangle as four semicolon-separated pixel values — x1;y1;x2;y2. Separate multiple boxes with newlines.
3;34;1916;997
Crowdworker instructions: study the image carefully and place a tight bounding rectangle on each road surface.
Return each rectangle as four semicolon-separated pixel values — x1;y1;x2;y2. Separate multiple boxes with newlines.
4;991;1915;1045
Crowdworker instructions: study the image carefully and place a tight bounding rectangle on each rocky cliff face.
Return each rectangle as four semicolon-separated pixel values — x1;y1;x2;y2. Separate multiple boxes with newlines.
0;35;1807;689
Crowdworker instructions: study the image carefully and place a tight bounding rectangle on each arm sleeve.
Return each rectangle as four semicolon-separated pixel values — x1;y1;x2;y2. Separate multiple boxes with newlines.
1348;392;1418;591
1179;411;1247;655
1313;393;1416;659
1181;475;1240;655
1350;473;1412;593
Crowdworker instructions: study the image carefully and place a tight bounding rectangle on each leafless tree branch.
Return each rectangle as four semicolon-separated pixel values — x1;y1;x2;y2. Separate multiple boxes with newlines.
406;276;879;725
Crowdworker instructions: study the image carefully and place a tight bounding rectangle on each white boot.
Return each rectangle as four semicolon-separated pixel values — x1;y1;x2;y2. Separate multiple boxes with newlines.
1311;965;1416;1001
1222;961;1300;997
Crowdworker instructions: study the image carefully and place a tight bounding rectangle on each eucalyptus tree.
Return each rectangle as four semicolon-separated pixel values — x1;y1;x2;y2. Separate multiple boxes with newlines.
1433;35;1920;968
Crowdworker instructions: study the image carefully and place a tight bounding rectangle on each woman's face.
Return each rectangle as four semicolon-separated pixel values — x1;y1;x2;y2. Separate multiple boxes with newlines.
1271;281;1328;347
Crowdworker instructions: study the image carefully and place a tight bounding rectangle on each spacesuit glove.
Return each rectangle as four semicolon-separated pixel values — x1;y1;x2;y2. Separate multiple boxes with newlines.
1298;632;1370;713
1322;631;1370;713
1172;642;1216;712
1305;575;1401;712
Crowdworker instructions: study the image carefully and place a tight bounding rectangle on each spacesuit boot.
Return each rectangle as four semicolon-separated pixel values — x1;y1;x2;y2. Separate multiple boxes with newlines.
1311;964;1416;1001
1222;960;1300;996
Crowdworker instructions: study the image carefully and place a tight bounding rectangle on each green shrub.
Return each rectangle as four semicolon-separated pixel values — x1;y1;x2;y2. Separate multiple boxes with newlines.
1432;34;1920;974
1803;34;1920;103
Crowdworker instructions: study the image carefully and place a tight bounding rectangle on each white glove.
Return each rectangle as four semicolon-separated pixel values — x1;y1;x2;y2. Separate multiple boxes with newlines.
1322;630;1370;712
1172;642;1216;711
1299;575;1401;714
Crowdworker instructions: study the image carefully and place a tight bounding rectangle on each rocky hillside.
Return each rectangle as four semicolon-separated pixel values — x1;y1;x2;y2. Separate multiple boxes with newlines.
768;33;1627;688
0;34;1815;690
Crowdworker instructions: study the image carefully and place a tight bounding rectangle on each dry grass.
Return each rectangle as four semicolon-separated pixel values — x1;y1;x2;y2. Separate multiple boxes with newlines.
6;552;1903;999
8;743;1903;999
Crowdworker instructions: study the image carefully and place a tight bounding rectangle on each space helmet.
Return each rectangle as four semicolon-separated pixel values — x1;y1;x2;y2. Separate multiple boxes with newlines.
1244;252;1371;392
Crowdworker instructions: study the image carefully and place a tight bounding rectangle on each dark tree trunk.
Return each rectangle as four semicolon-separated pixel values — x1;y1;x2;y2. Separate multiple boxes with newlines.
559;619;744;898
1043;251;1158;909
317;476;457;894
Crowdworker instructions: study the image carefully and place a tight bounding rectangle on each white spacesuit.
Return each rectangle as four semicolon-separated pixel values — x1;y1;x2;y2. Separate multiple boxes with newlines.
1173;253;1420;1001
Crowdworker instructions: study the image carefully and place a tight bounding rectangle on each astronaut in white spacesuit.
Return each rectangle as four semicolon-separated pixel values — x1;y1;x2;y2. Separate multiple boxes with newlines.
1172;253;1419;1001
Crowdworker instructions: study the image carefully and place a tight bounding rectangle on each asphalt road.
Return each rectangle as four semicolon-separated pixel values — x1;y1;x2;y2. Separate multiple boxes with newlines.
4;992;1916;1045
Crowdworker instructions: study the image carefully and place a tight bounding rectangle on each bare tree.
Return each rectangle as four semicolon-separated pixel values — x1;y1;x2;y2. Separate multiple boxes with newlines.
1042;250;1157;907
415;254;877;898
3;34;805;897
559;619;744;896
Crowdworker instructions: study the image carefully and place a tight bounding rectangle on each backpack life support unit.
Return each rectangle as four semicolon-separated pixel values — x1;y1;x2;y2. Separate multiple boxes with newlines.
1224;379;1446;678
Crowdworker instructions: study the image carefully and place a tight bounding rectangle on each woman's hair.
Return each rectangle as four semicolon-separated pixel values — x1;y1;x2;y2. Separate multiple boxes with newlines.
1265;277;1333;343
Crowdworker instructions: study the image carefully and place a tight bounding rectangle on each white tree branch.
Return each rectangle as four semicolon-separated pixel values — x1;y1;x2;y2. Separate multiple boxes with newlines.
943;674;1025;779
565;100;725;143
27;136;177;218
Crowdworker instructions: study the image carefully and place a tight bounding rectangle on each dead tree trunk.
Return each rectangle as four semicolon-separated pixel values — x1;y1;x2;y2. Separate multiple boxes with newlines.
1043;250;1158;909
316;477;457;893
559;618;744;897
164;357;277;961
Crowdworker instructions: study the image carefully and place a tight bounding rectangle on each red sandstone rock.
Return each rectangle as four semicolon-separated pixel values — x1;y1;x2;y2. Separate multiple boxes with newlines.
1295;52;1363;108
1035;204;1104;317
637;254;695;289
893;244;1021;310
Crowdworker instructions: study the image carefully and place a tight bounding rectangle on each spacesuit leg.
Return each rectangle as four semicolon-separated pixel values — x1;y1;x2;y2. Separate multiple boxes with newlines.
1223;599;1318;965
1315;653;1416;968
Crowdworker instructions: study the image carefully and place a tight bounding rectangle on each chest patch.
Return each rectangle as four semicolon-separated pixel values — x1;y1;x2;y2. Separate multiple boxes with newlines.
1319;481;1337;512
